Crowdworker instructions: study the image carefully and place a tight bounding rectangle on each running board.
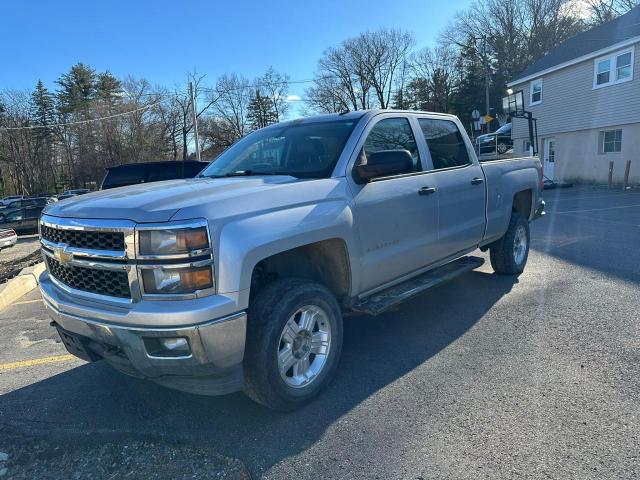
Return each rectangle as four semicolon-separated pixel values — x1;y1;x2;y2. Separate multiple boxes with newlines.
351;256;485;316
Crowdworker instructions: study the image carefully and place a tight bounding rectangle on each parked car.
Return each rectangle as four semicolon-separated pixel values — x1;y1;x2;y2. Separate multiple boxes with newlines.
0;206;43;234
477;122;513;155
100;161;209;190
0;197;53;212
0;228;18;249
0;195;24;206
57;189;91;201
39;110;544;411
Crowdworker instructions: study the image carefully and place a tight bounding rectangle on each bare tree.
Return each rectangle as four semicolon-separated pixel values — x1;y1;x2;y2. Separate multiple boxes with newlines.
409;45;459;112
176;72;217;160
357;29;415;108
307;28;414;113
213;73;251;140
257;67;290;122
583;0;639;24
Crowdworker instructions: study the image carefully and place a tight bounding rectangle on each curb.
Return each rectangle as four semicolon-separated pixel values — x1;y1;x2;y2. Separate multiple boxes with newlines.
0;263;45;311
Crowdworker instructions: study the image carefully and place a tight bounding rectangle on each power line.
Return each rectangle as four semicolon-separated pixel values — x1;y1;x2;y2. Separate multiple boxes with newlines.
0;72;401;131
0;100;161;131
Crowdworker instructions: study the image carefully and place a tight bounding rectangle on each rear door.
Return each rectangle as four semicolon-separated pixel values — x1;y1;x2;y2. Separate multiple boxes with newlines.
22;207;43;233
416;117;486;259
350;114;440;292
2;209;24;232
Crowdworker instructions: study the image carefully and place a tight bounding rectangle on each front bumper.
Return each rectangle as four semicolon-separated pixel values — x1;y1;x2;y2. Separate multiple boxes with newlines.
40;271;247;395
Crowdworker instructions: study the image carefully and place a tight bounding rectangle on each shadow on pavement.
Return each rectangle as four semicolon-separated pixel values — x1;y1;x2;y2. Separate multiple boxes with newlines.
0;271;517;475
530;188;640;284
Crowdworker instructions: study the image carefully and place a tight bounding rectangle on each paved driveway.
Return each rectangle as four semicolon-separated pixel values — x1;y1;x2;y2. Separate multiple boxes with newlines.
0;187;638;479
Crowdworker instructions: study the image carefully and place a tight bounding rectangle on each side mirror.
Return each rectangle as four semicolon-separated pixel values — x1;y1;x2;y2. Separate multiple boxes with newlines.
354;149;414;183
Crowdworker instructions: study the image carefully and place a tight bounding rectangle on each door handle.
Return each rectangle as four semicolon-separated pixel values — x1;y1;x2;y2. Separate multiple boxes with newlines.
471;177;484;185
418;186;436;195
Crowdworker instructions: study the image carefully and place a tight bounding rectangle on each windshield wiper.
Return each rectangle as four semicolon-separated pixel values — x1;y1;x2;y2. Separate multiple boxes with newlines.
200;170;294;179
224;170;286;177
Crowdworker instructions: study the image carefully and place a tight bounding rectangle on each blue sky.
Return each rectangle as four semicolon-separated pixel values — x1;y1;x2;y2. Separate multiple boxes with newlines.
2;0;472;110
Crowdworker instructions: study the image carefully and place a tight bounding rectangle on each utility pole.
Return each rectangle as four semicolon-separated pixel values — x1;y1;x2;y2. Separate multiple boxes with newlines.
481;36;490;116
189;81;201;161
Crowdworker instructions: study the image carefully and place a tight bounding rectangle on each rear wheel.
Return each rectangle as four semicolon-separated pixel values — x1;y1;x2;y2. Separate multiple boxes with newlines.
497;142;509;154
490;212;530;275
243;278;343;411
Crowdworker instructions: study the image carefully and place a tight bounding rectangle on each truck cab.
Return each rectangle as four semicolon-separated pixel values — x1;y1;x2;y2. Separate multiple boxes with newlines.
38;110;543;410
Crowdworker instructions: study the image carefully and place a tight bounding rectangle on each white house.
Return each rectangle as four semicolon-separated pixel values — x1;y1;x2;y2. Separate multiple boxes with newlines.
508;6;640;184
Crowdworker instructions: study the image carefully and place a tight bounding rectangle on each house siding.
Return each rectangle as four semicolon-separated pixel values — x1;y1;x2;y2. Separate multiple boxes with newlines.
511;40;640;144
540;125;640;183
509;41;640;183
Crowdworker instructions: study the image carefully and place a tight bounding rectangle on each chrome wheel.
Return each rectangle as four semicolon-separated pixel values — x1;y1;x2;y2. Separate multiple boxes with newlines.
278;305;331;388
513;225;528;265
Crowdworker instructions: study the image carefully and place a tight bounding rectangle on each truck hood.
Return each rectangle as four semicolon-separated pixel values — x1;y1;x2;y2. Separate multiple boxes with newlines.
43;176;340;223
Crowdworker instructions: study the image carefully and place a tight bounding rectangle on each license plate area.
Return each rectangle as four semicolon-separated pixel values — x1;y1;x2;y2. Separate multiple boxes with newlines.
55;324;100;362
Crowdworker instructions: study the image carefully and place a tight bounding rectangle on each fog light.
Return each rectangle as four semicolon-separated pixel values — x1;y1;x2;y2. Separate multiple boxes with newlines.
160;337;189;352
143;336;191;357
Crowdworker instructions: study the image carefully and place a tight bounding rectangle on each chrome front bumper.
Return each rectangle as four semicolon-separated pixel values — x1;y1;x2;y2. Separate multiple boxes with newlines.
40;271;247;395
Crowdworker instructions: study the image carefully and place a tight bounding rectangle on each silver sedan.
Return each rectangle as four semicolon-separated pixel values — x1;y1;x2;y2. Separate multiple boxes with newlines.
0;228;18;249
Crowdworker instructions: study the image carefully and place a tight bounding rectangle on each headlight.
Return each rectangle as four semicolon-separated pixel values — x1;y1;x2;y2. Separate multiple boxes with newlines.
141;266;213;294
139;227;209;255
137;222;214;297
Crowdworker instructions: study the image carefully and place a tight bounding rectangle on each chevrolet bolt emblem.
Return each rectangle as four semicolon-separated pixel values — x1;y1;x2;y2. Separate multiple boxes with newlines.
54;246;73;264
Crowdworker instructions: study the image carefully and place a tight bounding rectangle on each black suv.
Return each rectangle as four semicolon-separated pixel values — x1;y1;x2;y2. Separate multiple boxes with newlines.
100;161;209;190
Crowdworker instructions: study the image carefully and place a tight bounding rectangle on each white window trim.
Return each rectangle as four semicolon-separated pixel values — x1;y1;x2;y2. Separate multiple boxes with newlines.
599;129;623;154
593;46;635;89
529;78;543;106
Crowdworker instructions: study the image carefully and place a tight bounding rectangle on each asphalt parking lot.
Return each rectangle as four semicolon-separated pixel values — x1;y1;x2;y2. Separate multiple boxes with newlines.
0;187;638;479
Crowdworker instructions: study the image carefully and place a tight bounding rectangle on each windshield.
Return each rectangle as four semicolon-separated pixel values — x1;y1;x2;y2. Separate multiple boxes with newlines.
200;120;356;179
496;123;512;134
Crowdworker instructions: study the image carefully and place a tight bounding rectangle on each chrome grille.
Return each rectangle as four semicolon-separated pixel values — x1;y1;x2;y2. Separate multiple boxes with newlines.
45;256;131;298
41;225;125;251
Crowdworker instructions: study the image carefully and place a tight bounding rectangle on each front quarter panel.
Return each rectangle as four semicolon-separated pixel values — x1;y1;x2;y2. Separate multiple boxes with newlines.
213;180;359;300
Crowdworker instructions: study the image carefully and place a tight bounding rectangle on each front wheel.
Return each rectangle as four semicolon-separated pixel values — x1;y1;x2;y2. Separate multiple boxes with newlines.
497;142;509;154
490;212;530;275
243;278;343;411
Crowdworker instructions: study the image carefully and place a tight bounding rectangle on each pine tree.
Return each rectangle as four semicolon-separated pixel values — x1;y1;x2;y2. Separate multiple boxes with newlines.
30;80;55;132
450;37;486;130
95;71;122;101
56;62;96;115
247;89;278;130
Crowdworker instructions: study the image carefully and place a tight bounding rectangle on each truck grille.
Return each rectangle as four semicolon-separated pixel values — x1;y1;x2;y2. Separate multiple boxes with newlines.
41;225;125;251
45;257;131;299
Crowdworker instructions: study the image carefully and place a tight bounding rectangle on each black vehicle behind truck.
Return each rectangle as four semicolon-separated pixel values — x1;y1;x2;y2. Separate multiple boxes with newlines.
101;161;209;190
0;206;44;234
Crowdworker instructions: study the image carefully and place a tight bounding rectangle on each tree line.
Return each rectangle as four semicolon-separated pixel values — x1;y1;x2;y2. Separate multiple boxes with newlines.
1;0;636;195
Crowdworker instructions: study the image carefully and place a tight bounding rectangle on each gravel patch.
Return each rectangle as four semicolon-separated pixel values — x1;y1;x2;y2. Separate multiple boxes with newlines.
0;251;42;285
0;430;250;479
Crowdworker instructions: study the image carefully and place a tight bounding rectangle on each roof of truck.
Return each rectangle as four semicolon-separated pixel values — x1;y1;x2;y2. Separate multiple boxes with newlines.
275;109;456;128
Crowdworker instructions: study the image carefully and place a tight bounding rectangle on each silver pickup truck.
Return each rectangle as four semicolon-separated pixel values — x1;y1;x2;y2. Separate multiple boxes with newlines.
39;110;544;410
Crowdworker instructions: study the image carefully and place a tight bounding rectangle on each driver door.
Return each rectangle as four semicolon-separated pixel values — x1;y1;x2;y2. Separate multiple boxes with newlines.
351;115;440;293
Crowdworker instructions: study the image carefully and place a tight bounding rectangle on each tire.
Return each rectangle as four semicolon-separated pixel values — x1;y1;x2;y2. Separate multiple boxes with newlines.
243;278;343;411
497;142;509;154
490;212;530;275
